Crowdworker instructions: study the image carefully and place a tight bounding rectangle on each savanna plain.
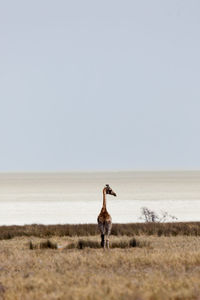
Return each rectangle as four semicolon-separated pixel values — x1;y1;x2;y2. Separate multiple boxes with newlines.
0;223;200;300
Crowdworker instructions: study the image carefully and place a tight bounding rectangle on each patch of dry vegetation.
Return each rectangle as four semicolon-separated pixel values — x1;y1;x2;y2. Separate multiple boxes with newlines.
29;239;58;250
29;236;149;250
0;235;200;299
1;222;200;240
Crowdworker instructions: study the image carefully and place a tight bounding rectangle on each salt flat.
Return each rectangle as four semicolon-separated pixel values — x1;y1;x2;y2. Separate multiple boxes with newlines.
0;171;199;224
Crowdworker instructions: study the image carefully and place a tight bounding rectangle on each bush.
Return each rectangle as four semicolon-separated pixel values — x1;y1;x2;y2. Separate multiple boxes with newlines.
139;207;178;223
65;237;150;249
29;240;57;250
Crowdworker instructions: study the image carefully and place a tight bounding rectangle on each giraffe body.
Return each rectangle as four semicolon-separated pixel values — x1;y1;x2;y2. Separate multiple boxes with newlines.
97;185;116;249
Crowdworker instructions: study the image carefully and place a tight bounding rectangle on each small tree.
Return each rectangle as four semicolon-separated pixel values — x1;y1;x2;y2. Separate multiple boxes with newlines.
140;207;178;223
159;210;178;222
140;207;159;222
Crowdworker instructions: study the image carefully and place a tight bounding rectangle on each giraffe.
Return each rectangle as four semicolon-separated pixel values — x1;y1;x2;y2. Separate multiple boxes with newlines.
97;184;117;249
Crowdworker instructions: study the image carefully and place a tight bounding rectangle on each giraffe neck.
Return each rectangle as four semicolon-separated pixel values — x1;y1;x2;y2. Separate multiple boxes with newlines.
102;188;107;210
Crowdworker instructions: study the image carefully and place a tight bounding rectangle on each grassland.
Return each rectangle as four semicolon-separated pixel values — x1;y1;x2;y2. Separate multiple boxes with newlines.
1;222;200;240
0;223;200;299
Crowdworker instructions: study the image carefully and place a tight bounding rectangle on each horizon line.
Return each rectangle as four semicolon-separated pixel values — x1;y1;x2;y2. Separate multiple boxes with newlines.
0;169;200;173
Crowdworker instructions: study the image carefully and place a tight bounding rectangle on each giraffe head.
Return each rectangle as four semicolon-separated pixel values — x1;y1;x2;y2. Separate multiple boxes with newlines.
105;184;117;197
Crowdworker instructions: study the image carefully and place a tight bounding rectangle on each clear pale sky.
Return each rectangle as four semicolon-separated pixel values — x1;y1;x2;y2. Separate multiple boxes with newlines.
0;1;200;171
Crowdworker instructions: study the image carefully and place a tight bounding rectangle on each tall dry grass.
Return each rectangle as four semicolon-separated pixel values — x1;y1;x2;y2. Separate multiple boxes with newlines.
0;222;200;239
29;237;150;250
0;235;200;299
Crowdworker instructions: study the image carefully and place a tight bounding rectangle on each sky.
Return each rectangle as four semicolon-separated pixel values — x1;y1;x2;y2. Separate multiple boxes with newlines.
0;0;200;171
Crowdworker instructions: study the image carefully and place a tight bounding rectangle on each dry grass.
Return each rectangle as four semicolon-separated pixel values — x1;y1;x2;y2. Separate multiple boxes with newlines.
29;240;58;250
29;236;149;250
65;237;149;249
0;234;200;299
1;222;200;240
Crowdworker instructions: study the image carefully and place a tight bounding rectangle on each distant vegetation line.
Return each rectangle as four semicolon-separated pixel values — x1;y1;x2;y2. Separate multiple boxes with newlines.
0;222;200;239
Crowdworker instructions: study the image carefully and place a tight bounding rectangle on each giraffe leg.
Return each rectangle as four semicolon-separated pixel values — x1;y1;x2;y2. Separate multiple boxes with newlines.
101;234;105;248
105;222;112;249
102;234;106;249
98;222;105;248
106;238;109;249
